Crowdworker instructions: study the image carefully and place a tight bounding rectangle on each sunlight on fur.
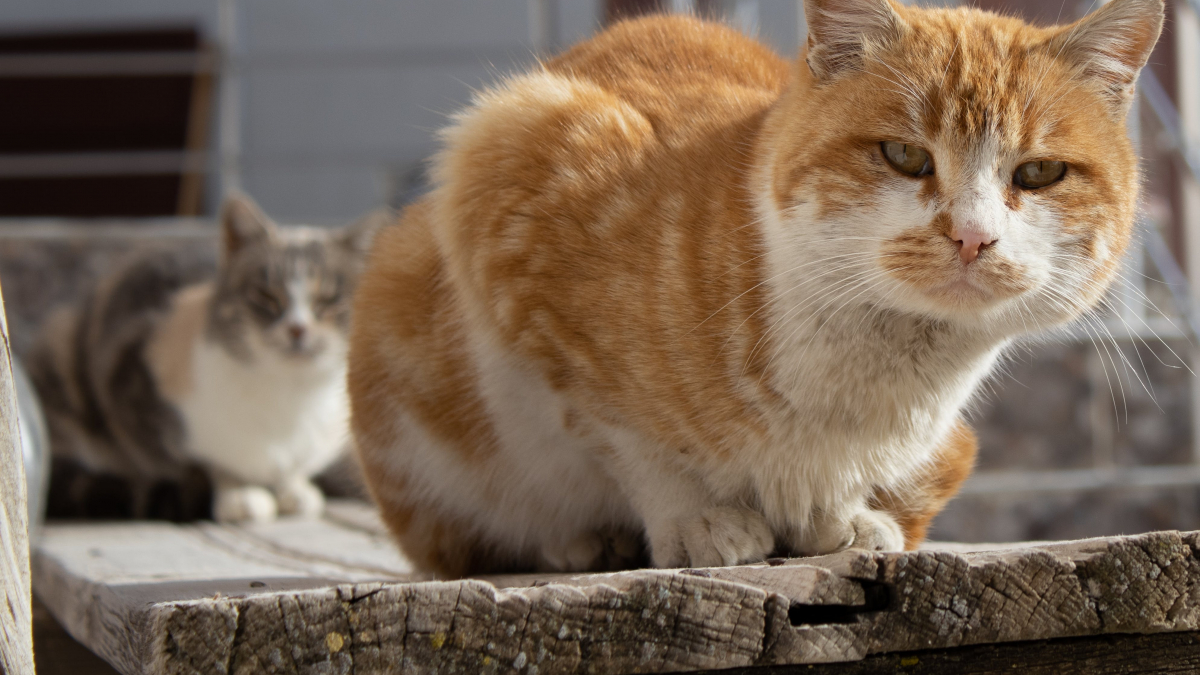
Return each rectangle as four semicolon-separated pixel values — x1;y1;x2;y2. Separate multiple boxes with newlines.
348;0;1164;577
32;194;384;523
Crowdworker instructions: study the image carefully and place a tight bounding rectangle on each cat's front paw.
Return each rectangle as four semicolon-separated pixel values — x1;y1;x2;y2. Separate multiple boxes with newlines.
214;486;278;523
541;533;605;572
796;509;904;556
276;479;325;518
540;527;646;572
653;505;773;568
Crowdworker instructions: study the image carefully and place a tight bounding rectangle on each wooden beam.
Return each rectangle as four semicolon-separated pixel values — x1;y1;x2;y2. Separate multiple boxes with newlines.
701;630;1200;674
0;280;34;675
1179;0;1200;467
30;504;1200;674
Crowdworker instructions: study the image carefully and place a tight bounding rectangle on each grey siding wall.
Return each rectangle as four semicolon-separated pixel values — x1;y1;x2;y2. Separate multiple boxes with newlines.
0;0;814;221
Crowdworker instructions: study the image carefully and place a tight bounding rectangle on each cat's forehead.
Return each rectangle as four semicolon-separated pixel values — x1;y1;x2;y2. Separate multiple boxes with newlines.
876;8;1076;149
231;226;347;276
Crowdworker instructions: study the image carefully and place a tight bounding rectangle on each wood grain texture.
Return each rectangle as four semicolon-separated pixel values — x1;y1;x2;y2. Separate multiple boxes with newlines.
31;503;1200;674
33;597;120;675
0;280;34;675
704;630;1200;674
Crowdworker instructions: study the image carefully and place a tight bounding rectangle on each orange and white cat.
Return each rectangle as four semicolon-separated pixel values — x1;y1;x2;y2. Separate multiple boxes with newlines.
349;0;1163;577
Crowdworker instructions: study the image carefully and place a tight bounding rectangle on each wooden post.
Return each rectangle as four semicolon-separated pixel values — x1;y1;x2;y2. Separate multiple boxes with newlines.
0;281;34;675
217;0;242;198
1178;0;1200;464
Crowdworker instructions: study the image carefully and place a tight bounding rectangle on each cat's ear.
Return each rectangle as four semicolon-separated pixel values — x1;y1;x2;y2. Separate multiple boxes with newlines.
219;192;276;259
802;0;904;82
337;208;393;256
1048;0;1163;110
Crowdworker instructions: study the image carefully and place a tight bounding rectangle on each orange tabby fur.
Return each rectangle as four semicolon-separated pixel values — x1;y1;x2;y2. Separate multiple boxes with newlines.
350;0;1161;576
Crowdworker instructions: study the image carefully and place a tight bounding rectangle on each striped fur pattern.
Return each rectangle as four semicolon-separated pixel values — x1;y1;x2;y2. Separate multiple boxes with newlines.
349;0;1162;577
31;195;383;522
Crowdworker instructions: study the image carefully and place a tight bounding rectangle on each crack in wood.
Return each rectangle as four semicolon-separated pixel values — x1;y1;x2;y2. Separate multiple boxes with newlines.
33;512;1200;674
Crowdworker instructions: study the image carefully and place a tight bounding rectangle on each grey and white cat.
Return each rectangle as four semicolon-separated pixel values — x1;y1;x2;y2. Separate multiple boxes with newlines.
30;194;385;523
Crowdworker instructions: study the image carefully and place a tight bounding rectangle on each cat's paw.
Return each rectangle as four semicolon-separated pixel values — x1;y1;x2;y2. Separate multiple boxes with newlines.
847;510;905;551
276;479;325;518
796;509;905;556
601;527;647;569
653;505;773;568
214;486;278;523
541;527;648;572
541;533;606;572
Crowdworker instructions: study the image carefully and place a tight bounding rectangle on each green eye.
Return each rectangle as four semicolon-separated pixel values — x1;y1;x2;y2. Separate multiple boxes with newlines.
247;287;283;318
881;141;933;177
319;290;341;308
1014;160;1066;189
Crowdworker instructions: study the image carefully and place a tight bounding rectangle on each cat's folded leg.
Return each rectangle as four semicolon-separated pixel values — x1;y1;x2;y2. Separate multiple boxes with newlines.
787;504;905;556
539;526;647;572
213;484;278;523
674;505;775;567
606;436;772;568
276;477;326;518
647;502;774;569
540;532;606;572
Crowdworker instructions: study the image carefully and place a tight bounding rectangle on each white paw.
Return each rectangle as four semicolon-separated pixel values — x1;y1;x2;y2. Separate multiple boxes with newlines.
847;510;905;551
653;505;774;568
796;509;905;555
541;527;648;572
214;486;278;523
541;533;605;572
276;479;325;518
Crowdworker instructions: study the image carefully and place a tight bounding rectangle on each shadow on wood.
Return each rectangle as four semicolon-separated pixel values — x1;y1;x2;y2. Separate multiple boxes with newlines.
0;279;34;675
29;499;1200;674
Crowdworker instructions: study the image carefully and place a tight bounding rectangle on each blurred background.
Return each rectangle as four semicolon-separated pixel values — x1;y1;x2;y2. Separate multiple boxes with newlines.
0;0;1198;544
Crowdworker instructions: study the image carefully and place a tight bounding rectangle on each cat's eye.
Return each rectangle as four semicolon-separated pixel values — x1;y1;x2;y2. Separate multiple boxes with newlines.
247;287;283;318
320;278;343;306
1014;160;1066;189
881;141;933;177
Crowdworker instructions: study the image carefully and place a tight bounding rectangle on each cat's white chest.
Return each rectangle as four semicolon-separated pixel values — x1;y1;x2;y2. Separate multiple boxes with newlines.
177;338;349;487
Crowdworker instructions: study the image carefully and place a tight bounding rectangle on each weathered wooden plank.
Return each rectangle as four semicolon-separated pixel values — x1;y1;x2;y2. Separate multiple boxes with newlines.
228;516;412;577
31;519;396;675
32;508;1200;675
33;597;120;675
0;280;34;675
704;631;1200;674
33;581;1200;675
323;499;390;535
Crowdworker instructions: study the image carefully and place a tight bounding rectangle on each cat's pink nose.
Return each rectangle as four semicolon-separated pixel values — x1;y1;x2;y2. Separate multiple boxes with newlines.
288;324;307;343
949;227;996;265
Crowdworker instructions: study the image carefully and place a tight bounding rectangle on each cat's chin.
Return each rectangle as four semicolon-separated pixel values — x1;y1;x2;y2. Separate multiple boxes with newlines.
925;278;1001;307
887;278;1016;324
278;344;327;361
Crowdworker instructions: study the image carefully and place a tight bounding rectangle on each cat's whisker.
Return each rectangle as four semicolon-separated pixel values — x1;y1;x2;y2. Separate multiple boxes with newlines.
1089;308;1157;410
939;37;961;89
741;267;887;375
1043;261;1194;374
768;271;910;387
728;252;901;345
716;248;878;281
744;265;886;355
757;270;898;377
1037;284;1141;419
1054;298;1127;423
685;251;883;340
